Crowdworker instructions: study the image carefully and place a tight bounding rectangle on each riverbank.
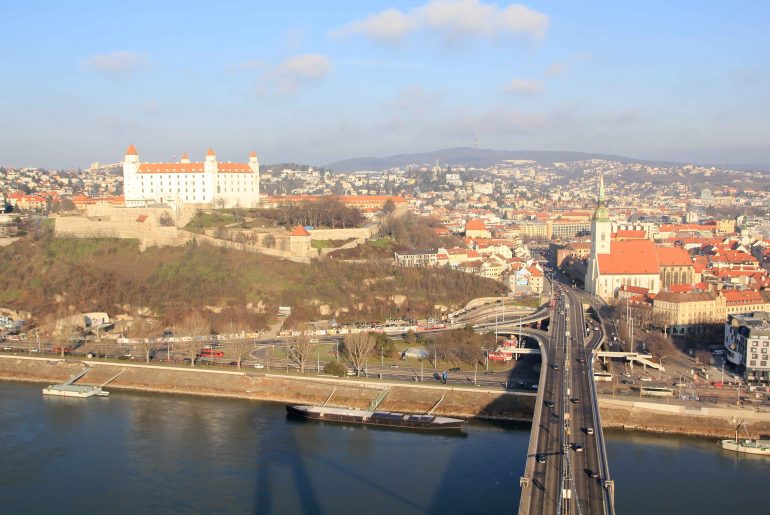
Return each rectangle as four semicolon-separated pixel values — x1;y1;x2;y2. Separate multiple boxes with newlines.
599;397;770;438
0;355;534;421
5;355;770;437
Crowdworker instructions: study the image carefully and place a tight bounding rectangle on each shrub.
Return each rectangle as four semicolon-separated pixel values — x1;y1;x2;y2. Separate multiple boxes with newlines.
324;361;347;377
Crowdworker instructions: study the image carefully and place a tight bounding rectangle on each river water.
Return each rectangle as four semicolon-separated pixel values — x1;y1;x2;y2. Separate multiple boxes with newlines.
0;382;767;514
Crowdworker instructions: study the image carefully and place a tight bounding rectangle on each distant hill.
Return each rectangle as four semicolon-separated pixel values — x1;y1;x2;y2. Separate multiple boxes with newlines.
324;147;673;172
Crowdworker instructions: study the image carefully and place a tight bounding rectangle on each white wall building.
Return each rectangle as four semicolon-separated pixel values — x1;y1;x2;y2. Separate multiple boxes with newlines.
122;144;260;208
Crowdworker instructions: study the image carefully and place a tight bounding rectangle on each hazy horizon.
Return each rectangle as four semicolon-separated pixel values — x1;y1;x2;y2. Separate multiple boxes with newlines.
2;1;769;169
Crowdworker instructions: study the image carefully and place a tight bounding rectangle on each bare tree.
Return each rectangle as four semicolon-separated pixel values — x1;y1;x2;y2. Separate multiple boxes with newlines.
343;332;377;376
225;320;252;369
178;312;210;366
288;334;314;373
56;312;77;357
262;234;276;248
133;317;156;363
158;211;175;227
643;331;676;359
230;338;253;369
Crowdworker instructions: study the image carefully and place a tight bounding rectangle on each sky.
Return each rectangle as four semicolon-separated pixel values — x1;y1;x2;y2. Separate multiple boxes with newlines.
2;0;770;169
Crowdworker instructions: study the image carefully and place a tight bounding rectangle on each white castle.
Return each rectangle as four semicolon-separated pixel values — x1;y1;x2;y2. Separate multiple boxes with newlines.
122;144;260;208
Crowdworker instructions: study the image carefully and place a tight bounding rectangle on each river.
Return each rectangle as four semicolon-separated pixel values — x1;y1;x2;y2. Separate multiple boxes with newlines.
0;382;767;514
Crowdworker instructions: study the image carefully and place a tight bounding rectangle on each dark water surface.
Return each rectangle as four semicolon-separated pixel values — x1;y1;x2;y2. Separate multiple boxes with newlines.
0;382;767;514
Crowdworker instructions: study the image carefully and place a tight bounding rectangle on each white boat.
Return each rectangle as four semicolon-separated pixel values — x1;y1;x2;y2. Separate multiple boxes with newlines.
720;439;770;456
720;422;770;455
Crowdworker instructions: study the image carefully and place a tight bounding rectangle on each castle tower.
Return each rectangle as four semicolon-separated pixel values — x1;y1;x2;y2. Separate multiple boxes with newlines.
586;172;612;295
180;152;190;163
204;147;217;173
123;143;141;205
249;150;260;203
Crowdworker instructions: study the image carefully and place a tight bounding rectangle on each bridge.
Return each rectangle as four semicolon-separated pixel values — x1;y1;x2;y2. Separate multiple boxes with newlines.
462;286;616;514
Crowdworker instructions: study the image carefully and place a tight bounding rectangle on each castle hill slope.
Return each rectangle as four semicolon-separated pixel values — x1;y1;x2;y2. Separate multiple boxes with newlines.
0;230;504;327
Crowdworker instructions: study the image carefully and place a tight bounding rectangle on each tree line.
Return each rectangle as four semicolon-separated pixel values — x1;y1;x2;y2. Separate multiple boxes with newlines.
249;198;365;229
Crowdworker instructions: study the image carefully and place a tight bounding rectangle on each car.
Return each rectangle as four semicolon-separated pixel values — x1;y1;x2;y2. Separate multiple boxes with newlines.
536;454;546;463
577;357;585;363
253;363;265;369
640;377;652;382
545;400;555;408
572;443;584;452
531;384;539;390
585;468;599;478
585;427;594;435
552;364;560;371
570;398;579;403
346;369;356;376
309;338;319;343
390;364;399;368
484;370;496;375
449;367;461;373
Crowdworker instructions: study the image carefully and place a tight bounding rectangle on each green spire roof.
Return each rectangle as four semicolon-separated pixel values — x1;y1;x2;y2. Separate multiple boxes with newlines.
593;172;609;222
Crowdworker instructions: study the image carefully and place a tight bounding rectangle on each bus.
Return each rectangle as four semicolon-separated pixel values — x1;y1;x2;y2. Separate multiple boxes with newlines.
199;349;224;358
638;386;674;397
593;371;612;382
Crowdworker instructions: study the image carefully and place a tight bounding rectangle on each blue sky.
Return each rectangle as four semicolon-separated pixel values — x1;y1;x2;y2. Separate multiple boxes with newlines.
2;0;769;168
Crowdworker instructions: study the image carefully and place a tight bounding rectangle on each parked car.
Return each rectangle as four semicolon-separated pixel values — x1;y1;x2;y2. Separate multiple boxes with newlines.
536;454;546;463
253;363;265;369
572;443;584;452
585;427;594;435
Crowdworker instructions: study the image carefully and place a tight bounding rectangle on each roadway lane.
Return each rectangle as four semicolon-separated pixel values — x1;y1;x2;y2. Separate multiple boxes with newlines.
564;288;605;514
525;297;565;515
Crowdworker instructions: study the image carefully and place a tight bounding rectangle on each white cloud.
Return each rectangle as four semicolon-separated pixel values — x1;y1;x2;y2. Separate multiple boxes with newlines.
255;54;331;95
82;51;149;77
332;0;548;43
503;78;543;95
545;61;568;77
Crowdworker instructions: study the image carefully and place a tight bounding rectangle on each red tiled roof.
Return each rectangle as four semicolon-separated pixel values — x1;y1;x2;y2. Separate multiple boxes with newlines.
289;225;311;236
126;143;138;155
723;290;764;304
620;285;649;294
655;246;693;266
465;219;487;231
597;239;659;275
206;147;216;156
137;162;253;174
614;229;646;239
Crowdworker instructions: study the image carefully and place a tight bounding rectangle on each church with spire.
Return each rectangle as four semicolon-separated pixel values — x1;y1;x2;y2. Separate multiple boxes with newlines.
585;173;662;300
122;145;260;208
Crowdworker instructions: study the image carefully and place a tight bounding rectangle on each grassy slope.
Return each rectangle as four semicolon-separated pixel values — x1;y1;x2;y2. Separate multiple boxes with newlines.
0;230;504;328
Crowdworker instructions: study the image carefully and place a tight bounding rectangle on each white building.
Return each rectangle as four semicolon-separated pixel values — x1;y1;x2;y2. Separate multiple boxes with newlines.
122;144;260;208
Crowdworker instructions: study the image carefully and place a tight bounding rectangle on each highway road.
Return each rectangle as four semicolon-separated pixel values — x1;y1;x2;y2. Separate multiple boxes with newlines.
563;286;607;514
518;280;614;515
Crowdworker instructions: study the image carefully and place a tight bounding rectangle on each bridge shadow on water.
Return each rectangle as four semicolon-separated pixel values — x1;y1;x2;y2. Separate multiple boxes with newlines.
248;321;549;515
